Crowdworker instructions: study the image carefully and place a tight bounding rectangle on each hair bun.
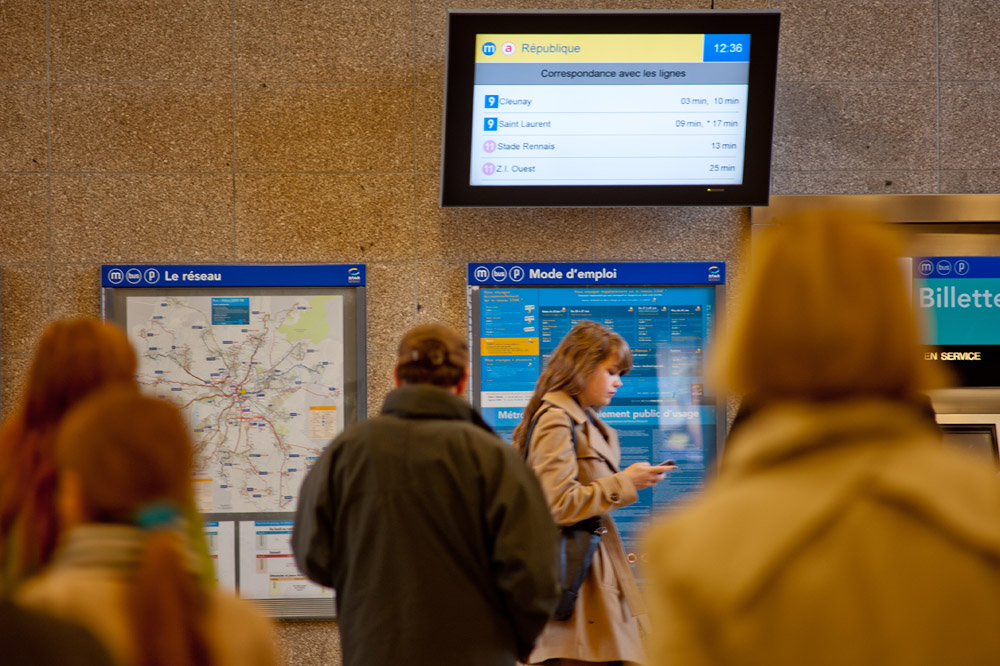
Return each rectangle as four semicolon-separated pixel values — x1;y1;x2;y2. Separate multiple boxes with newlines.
411;342;447;366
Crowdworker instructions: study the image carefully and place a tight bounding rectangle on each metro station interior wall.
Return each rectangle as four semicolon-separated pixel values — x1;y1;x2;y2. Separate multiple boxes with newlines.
1;0;999;664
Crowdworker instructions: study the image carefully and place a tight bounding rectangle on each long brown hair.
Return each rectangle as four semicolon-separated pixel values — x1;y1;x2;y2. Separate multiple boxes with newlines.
512;320;631;452
56;387;211;666
0;318;137;586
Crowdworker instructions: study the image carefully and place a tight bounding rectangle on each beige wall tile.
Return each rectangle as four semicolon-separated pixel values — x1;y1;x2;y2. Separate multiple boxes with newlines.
940;0;1000;81
416;262;468;335
0;84;47;171
51;264;102;321
941;83;1000;170
234;0;413;83
235;174;415;262
713;0;770;7
415;85;443;174
366;351;397;418
235;84;414;173
50;0;231;82
940;171;1000;194
0;0;46;81
0;175;49;263
1;355;31;420
772;83;938;171
1;264;50;355
416;175;595;261
771;171;939;195
772;0;936;82
366;263;417;353
52;174;234;263
51;84;232;172
594;207;745;262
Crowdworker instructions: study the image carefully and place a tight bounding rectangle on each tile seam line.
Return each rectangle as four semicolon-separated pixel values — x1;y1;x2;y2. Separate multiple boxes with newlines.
45;0;54;319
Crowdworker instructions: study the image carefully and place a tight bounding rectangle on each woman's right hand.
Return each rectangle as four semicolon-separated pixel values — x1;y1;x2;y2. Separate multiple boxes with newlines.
624;462;670;490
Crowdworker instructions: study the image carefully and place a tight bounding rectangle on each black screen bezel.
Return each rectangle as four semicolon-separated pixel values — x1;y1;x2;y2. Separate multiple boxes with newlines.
440;10;781;208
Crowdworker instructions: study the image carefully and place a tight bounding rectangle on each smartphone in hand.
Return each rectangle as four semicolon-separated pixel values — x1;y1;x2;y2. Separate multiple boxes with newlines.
657;459;677;467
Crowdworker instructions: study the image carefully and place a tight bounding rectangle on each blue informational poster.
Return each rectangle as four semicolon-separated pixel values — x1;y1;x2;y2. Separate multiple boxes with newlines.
469;261;725;564
914;256;1000;386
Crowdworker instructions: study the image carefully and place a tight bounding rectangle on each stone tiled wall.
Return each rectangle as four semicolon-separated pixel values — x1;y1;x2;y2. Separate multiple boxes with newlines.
3;0;1000;663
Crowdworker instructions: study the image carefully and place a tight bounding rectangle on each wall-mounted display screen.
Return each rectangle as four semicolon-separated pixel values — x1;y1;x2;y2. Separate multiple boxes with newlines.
102;264;366;619
914;256;1000;387
441;10;780;207
468;262;725;562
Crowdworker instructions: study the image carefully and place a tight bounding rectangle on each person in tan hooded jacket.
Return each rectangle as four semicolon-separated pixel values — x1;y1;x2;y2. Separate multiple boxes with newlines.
514;320;675;665
644;211;1000;666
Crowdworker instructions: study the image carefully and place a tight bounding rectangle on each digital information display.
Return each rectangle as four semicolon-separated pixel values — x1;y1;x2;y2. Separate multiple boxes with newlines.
469;262;725;564
102;264;366;618
915;257;1000;387
470;33;751;186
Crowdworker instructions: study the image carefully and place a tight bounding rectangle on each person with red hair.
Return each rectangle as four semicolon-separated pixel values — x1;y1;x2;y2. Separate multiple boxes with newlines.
0;318;138;590
18;386;279;666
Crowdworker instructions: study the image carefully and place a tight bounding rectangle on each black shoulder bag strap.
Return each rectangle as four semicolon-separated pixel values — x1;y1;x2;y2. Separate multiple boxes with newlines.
521;404;605;621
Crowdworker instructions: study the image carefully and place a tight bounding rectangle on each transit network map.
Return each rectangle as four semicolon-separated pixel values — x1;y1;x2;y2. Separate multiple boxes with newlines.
127;294;345;513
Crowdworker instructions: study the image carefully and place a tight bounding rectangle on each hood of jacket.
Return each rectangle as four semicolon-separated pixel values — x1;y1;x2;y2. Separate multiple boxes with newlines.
658;398;1000;611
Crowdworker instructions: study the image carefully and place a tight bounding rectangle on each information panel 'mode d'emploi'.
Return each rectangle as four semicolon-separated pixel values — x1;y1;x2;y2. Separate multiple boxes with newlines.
102;264;366;618
471;33;751;186
468;262;725;564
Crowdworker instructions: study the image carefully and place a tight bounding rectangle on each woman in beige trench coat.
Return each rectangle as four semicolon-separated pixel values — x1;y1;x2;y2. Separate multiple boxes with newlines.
513;321;674;665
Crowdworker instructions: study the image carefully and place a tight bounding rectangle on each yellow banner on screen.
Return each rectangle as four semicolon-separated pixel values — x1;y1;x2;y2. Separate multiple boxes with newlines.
475;34;704;63
481;337;540;356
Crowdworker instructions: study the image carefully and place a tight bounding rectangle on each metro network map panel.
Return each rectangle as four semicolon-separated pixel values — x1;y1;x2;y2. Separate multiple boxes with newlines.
469;262;725;562
103;264;365;618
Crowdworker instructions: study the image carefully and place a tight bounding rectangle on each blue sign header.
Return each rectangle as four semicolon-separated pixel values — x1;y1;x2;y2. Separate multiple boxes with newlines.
467;262;724;286
914;257;1000;279
102;264;365;288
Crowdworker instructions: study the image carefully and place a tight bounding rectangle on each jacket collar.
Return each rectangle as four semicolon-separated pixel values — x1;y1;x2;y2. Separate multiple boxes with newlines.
540;390;588;424
541;390;619;468
381;384;494;433
52;524;200;574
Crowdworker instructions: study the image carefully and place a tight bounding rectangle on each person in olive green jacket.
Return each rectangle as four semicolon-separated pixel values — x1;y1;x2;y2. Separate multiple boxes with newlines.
293;324;560;666
645;210;1000;666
